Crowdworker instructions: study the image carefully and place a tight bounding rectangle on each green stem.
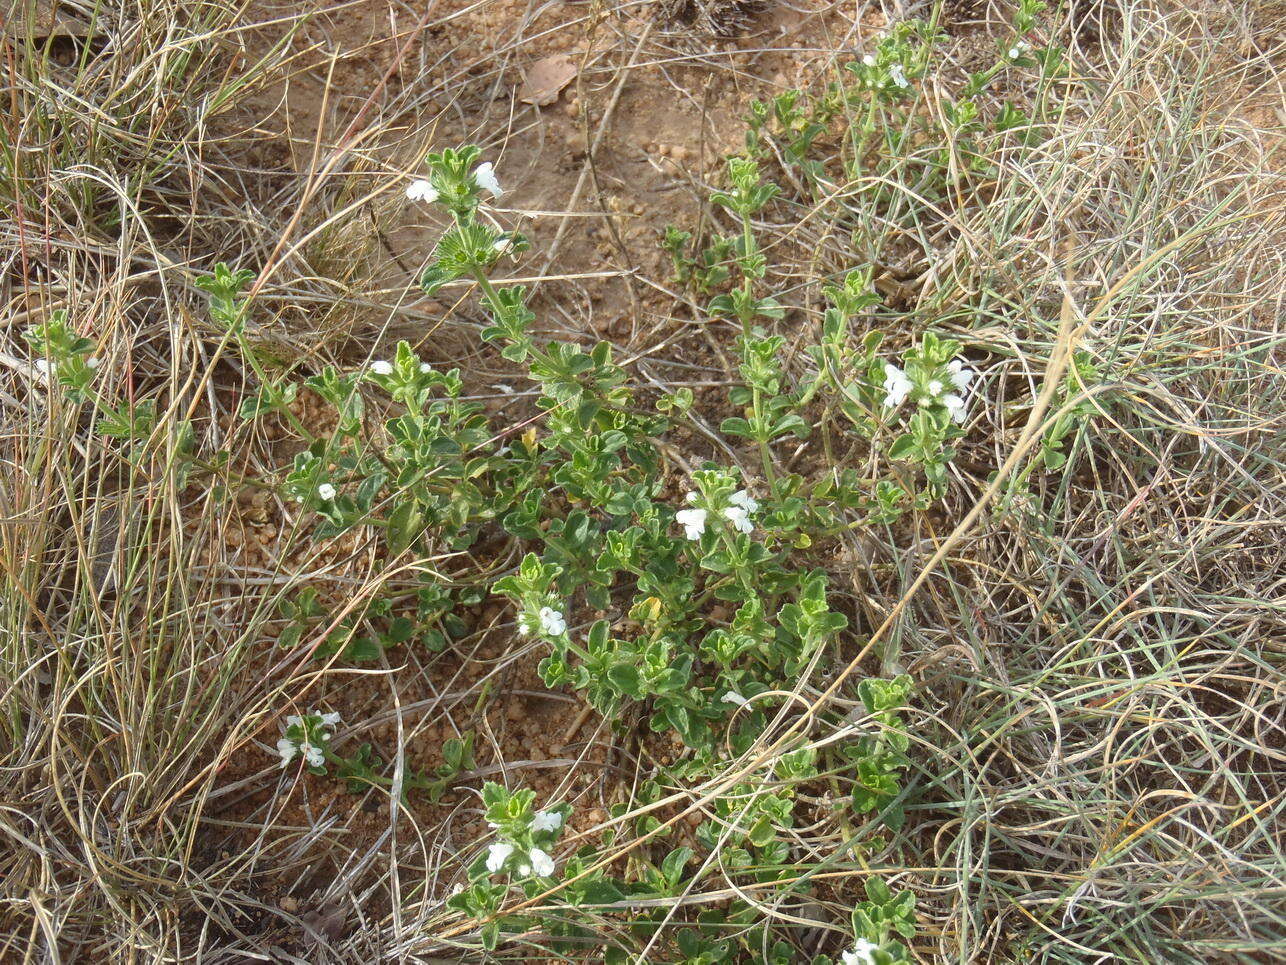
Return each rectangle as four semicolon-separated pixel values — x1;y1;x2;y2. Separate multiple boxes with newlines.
739;210;777;487
468;264;559;374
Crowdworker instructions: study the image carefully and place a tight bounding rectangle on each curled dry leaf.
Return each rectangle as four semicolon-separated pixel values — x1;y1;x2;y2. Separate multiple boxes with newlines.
518;54;578;106
301;902;349;943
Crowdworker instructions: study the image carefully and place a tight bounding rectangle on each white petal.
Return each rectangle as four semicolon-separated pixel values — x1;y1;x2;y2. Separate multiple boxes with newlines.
276;738;296;764
722;691;748;706
472;162;503;197
538;606;567;636
529;847;555;877
723;506;753;534
882;363;913;408
486;842;514;873
371;360;393;376
948;360;975;390
540;607;565;638
531;809;563;832
675;508;707;540
729;490;759;513
844;938;879;964
406;178;439;203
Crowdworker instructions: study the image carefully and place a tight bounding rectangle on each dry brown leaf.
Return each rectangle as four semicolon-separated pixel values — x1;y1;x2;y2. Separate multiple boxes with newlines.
518;54;578;107
301;903;349;943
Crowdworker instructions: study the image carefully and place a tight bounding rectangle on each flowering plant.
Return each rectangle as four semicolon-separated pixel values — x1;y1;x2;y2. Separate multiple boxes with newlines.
190;34;1096;942
202;144;930;958
276;710;341;771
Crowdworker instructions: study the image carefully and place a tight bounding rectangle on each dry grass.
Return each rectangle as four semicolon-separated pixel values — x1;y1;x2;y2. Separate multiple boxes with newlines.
1;0;1284;961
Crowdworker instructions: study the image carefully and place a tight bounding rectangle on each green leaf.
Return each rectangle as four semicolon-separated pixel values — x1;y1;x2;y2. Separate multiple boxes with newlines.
888;433;918;460
607;663;642;699
343;637;383;662
387;500;424;555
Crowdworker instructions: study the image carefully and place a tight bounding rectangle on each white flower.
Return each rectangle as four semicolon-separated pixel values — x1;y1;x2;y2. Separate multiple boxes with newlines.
862;54;875;66
317;483;336;501
842;939;879;965
486;842;514;873
531;809;563;832
728;490;758;514
889;64;910;89
675;507;707;541
517;621;530;636
723;505;753;534
722;691;748;706
927;379;943;397
947;358;975;391
285;714;302;729
86;357;101;370
451;883;464;896
300;741;324;768
538;606;567;636
320;711;342;727
529;846;555;877
406;178;439;203
685;491;699;503
518;864;531;877
493;235;513;254
944;393;967;423
33;359;53;379
472;161;503;197
1008;47;1021;59
882;362;913;407
419;362;432;374
277;738;296;764
370;360;393;376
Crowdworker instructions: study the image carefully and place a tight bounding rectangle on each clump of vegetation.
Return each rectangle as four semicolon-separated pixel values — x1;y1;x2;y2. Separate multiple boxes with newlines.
189;140;934;959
